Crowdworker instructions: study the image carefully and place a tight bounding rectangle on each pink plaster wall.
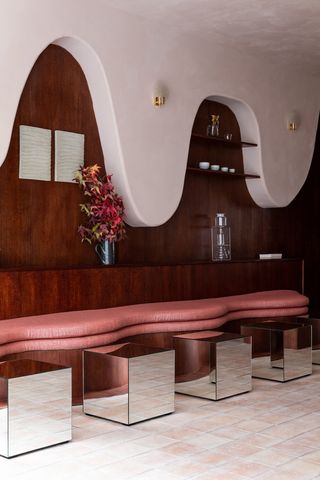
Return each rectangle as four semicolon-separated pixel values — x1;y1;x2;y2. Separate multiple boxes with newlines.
0;0;319;226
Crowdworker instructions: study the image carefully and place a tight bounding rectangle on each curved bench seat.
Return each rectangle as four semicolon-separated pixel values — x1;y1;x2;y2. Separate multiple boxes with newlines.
0;290;308;357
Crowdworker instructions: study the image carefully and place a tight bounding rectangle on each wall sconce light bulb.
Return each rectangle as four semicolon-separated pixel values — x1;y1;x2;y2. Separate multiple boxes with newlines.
287;111;300;132
288;121;297;131
152;95;165;107
152;81;167;107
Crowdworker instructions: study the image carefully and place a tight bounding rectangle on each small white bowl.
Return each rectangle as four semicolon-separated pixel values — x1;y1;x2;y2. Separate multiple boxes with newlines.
229;168;236;173
211;165;220;171
221;167;229;172
199;162;210;169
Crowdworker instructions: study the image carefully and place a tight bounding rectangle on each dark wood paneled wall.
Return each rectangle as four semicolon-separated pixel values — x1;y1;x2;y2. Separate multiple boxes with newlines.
0;45;105;268
0;44;319;312
0;259;303;320
120;100;304;265
295;117;320;312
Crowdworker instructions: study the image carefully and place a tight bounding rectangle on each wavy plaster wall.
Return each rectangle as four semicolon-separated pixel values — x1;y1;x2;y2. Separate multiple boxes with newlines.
0;0;319;226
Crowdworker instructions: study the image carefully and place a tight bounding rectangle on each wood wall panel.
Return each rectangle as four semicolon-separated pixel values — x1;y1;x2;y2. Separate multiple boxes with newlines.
0;45;105;268
0;259;303;320
0;44;319;312
0;44;303;270
294;116;320;313
118;100;304;266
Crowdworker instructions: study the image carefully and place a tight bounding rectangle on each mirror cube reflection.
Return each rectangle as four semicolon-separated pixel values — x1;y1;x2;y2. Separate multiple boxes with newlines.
174;331;252;400
0;359;72;458
83;343;175;425
241;321;312;382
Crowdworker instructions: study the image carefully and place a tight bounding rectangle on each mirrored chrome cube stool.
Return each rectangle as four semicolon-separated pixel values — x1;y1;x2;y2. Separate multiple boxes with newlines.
241;321;312;382
0;359;72;458
294;316;320;365
265;316;320;365
173;331;252;400
83;343;175;425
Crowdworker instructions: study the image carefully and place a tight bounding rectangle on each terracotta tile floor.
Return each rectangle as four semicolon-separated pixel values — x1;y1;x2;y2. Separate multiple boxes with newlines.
3;366;320;479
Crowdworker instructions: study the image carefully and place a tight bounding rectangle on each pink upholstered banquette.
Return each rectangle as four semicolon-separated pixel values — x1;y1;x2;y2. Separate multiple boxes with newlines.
0;290;308;357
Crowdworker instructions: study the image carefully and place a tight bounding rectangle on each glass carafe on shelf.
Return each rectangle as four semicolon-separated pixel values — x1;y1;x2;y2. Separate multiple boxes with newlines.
211;213;231;261
207;114;220;137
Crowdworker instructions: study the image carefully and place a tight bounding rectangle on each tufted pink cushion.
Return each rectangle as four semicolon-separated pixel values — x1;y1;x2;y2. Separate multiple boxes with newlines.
0;299;228;346
221;290;308;311
0;290;308;357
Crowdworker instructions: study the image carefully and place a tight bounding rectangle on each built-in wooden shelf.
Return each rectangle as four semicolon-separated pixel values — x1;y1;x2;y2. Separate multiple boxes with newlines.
187;167;260;179
0;257;299;272
191;133;258;148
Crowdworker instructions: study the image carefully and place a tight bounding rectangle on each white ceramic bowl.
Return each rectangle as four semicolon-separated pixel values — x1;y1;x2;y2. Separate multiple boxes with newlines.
211;165;220;171
199;162;210;169
221;167;229;172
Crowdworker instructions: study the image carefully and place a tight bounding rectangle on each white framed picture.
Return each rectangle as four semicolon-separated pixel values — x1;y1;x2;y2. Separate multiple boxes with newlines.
55;130;85;183
19;125;51;181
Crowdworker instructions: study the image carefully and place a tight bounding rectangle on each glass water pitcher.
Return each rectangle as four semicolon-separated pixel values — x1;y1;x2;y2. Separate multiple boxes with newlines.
211;213;231;261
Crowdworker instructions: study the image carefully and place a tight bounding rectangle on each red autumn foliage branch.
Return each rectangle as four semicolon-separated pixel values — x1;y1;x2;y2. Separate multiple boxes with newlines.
74;164;126;244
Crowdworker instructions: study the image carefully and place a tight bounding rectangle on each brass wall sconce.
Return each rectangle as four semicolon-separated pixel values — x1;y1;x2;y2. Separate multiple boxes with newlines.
152;95;165;107
288;120;297;131
152;82;166;107
287;111;300;131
